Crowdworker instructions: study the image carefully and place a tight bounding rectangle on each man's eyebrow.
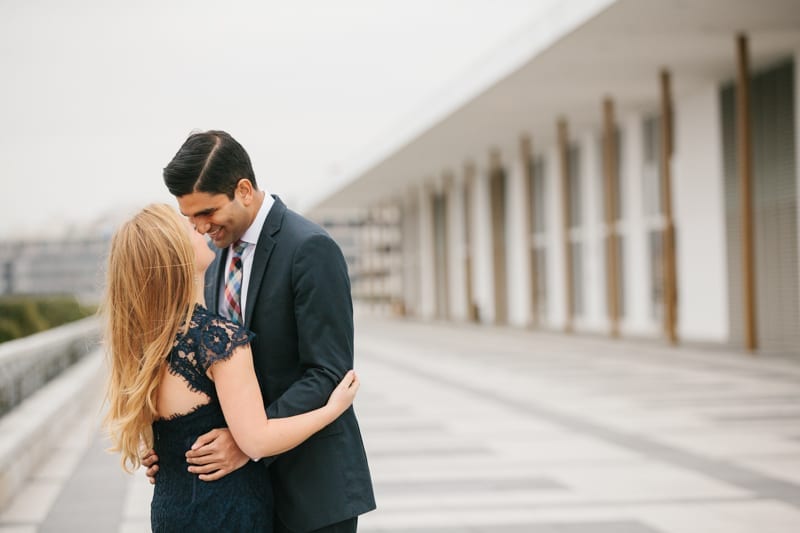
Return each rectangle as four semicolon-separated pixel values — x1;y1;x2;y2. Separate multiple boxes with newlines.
184;207;216;218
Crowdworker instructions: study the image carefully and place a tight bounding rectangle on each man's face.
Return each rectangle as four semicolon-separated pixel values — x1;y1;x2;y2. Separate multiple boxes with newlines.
182;217;217;273
176;190;250;249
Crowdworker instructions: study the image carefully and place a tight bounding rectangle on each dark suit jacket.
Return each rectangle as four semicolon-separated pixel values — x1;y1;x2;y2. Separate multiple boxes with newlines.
205;196;375;532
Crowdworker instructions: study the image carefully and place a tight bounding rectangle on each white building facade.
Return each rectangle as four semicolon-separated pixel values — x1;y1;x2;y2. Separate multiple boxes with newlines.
311;0;800;355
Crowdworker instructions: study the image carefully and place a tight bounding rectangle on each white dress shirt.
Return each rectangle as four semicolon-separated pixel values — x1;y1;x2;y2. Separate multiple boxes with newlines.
219;191;274;321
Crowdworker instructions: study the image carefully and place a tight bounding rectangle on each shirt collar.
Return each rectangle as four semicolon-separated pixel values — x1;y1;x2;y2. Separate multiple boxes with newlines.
239;190;274;247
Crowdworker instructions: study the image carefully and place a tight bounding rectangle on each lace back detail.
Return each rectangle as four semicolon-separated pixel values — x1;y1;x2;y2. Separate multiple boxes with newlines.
167;305;255;399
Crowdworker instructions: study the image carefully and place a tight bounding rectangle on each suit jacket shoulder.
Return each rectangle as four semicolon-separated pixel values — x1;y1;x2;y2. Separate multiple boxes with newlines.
272;201;332;245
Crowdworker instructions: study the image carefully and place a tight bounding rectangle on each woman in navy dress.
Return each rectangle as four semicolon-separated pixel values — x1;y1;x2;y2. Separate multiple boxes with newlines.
102;204;359;532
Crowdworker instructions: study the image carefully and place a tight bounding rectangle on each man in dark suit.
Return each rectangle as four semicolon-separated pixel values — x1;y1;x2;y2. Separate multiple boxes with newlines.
146;130;375;532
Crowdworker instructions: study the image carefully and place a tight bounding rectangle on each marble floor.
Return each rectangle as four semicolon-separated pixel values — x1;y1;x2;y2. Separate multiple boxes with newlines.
2;315;799;532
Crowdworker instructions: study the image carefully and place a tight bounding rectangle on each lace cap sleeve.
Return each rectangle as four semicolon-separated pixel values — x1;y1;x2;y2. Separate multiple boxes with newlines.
195;308;255;371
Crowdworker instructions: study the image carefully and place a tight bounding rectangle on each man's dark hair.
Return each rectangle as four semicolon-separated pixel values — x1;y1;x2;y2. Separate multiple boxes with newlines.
163;130;257;198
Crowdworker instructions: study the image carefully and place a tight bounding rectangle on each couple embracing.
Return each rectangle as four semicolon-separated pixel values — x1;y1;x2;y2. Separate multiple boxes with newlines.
104;130;376;532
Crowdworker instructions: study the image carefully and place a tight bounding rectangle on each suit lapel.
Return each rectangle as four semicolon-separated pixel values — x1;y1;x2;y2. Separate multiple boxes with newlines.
205;246;227;313
244;195;286;326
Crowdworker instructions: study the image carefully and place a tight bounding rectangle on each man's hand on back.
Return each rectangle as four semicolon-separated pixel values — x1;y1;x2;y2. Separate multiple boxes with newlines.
142;449;159;485
186;428;250;481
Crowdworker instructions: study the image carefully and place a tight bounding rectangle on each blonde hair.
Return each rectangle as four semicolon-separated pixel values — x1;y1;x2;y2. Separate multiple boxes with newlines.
102;204;196;472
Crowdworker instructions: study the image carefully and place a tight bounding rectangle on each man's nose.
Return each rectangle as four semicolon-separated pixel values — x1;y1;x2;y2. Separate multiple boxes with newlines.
193;219;211;234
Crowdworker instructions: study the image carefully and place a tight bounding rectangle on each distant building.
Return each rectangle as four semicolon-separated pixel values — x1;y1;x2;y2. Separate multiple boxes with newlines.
0;236;109;303
309;1;800;355
318;207;403;315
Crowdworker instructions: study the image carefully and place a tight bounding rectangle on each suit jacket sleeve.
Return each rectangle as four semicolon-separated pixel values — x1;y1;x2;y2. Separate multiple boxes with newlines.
265;232;353;419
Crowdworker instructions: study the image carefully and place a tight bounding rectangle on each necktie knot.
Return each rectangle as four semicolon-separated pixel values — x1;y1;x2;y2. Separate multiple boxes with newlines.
233;239;249;257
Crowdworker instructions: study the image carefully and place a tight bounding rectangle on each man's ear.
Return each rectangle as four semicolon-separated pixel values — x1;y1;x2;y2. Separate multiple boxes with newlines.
236;179;254;204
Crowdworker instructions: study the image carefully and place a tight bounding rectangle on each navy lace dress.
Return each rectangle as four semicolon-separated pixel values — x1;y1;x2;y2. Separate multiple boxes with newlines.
150;305;272;532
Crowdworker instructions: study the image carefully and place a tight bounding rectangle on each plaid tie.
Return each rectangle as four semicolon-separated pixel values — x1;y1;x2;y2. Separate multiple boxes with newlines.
223;239;249;324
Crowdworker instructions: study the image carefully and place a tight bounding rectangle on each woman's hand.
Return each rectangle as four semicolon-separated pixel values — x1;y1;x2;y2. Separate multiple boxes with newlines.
327;370;359;415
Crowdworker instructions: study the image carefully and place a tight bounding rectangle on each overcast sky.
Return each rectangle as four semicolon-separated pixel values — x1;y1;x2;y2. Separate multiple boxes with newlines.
1;0;556;239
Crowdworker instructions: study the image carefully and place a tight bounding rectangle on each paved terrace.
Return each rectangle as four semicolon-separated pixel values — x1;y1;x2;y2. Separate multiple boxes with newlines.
1;316;799;532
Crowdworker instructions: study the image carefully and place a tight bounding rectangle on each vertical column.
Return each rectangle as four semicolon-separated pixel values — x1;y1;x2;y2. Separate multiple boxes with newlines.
522;136;536;327
387;201;405;317
603;98;621;337
672;83;728;342
446;172;468;321
546;144;567;328
558;118;574;333
367;206;377;313
506;136;534;326
434;176;451;320
376;205;388;314
378;204;394;315
361;207;374;312
463;165;475;321
401;188;420;317
581;129;604;332
417;183;437;319
621;113;652;335
795;47;800;330
463;163;478;322
737;34;757;352
473;162;496;323
489;149;508;324
374;205;385;313
526;140;541;327
660;70;679;345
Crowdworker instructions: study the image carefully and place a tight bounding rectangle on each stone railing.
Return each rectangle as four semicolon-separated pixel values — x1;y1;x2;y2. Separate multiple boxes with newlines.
0;317;101;417
0;318;105;511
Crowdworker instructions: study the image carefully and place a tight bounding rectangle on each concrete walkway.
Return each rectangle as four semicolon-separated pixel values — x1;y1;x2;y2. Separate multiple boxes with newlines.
2;316;800;532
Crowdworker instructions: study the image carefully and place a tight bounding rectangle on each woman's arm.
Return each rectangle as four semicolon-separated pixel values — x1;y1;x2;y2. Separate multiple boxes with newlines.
208;343;358;461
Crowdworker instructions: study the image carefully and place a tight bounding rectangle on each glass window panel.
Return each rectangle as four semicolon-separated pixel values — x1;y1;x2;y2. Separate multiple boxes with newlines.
568;145;582;228
643;115;663;217
532;157;547;233
571;242;584;316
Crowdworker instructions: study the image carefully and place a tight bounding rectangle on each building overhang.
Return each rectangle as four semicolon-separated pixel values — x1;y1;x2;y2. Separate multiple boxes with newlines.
309;0;800;214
